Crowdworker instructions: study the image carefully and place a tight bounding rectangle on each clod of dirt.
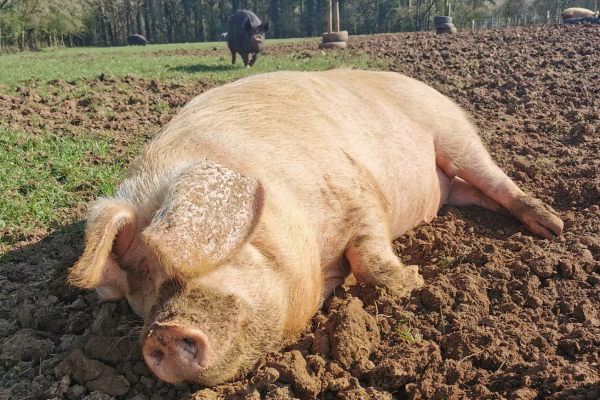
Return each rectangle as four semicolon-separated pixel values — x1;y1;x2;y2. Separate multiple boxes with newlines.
370;341;442;391
1;329;54;362
265;350;320;399
327;297;380;369
61;349;130;396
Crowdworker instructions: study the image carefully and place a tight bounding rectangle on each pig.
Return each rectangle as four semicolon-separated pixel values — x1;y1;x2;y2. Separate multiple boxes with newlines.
227;10;270;67
69;70;563;386
561;7;599;21
127;34;149;46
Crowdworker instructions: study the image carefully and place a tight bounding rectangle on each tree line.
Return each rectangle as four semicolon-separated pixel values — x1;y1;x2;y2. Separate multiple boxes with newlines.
0;0;597;51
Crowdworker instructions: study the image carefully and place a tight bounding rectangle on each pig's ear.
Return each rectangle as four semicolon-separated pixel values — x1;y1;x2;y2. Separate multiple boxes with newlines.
69;199;136;300
142;162;263;277
262;17;270;33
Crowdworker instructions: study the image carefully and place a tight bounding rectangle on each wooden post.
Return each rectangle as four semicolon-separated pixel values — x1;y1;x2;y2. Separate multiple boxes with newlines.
334;1;340;32
472;19;475;29
327;0;332;33
524;15;527;25
546;11;549;24
0;28;2;54
446;3;451;17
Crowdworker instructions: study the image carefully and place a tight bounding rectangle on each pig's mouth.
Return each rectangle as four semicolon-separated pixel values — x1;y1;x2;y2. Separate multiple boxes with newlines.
142;323;211;383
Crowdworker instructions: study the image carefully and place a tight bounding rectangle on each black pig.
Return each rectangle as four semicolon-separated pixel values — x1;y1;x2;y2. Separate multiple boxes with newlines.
227;10;270;67
127;34;149;46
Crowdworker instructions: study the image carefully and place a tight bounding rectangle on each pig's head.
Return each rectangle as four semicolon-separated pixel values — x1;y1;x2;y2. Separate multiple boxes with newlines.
245;16;270;53
69;162;284;385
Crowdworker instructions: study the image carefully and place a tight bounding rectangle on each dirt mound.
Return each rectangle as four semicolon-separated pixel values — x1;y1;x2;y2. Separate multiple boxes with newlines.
1;24;599;399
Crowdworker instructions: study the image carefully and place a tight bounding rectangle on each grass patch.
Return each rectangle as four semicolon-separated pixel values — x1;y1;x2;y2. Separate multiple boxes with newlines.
0;126;134;246
0;38;385;91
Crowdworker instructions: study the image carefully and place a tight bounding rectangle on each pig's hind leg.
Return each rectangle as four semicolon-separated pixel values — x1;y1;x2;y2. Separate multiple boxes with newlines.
434;127;563;240
438;168;507;214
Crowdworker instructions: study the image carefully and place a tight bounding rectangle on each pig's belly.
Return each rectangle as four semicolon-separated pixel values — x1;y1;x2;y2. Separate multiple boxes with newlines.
352;132;442;241
385;161;441;239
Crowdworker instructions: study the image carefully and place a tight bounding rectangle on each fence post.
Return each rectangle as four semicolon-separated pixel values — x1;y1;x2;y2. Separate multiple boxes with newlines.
472;19;475;29
334;1;340;32
524;15;527;25
327;0;332;33
0;28;2;54
546;11;550;24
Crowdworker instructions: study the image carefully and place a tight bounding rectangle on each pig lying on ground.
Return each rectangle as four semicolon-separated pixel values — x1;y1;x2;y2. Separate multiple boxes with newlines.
227;10;270;67
127;34;149;46
561;7;599;21
69;70;563;385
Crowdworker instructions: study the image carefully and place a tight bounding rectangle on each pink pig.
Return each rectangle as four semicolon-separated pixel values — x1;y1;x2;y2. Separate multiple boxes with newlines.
69;70;563;385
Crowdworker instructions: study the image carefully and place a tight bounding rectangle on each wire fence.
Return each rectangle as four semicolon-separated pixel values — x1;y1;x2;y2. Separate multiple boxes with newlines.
461;14;562;30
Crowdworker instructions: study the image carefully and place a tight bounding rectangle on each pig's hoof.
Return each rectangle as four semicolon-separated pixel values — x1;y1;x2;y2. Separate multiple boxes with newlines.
383;265;424;298
513;196;564;240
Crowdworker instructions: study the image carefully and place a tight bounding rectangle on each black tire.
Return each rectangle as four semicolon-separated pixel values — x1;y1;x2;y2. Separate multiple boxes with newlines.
318;41;347;49
322;31;348;43
435;22;455;29
433;16;452;25
436;27;457;34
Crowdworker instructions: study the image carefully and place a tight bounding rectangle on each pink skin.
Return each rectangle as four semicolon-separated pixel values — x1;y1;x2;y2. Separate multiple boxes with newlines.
143;325;210;383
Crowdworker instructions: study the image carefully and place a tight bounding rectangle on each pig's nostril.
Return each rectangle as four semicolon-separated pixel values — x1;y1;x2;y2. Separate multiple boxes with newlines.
151;349;164;363
181;337;197;356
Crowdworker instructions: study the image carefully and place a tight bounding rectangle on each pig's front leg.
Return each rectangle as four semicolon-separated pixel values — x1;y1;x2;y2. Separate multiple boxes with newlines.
249;53;258;67
345;232;424;298
241;53;251;68
230;50;237;65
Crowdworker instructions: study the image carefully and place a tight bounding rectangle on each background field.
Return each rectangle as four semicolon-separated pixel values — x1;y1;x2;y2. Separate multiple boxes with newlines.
0;25;599;400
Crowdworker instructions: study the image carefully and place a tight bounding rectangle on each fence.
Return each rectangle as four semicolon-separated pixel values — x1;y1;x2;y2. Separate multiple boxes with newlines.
462;13;562;30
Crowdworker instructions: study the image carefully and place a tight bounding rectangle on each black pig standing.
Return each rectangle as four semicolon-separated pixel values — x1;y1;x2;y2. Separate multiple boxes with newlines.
227;10;270;67
127;34;149;46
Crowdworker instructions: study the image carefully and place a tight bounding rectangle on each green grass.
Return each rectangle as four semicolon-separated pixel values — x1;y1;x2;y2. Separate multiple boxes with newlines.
0;126;134;245
0;38;383;91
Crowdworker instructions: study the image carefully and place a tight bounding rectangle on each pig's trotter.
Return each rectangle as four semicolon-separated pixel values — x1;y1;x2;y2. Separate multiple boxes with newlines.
345;235;424;298
510;196;564;240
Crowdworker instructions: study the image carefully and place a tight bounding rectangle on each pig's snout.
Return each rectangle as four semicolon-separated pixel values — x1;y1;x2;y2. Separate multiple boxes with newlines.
143;325;210;383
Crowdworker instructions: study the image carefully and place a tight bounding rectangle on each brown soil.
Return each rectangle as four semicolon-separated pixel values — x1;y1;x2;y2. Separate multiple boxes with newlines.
1;24;599;400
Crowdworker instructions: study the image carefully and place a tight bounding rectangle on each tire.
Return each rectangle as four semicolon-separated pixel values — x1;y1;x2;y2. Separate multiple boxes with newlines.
322;31;349;43
435;23;455;29
434;16;452;25
318;41;347;49
436;27;457;34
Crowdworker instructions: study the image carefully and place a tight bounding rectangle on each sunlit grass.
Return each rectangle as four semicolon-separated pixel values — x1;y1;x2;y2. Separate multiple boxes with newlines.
0;37;385;91
0;126;133;245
